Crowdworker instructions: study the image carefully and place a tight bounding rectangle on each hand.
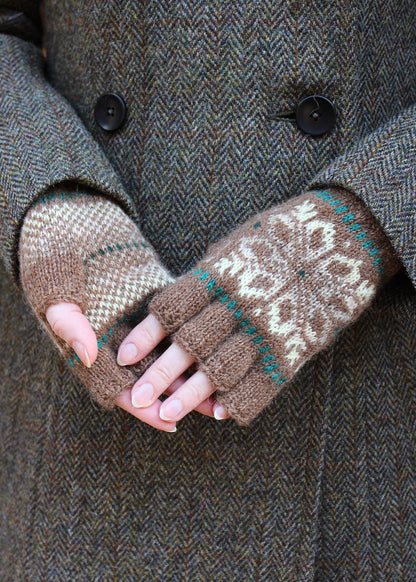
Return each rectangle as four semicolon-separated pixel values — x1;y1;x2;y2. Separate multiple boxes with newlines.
133;189;399;426
45;302;227;431
20;190;184;432
117;314;231;423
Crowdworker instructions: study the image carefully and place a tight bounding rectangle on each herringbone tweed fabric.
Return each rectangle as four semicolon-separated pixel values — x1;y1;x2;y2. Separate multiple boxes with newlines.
0;1;415;580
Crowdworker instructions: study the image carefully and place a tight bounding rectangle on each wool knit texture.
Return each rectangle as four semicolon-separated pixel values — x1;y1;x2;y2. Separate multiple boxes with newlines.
19;190;174;408
151;188;400;424
1;1;416;580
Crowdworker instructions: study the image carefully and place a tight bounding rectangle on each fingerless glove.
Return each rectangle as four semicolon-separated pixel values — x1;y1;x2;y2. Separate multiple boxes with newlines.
19;189;174;408
150;189;401;425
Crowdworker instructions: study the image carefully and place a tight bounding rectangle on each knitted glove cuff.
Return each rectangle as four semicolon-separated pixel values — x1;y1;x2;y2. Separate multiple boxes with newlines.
150;188;401;424
19;189;174;408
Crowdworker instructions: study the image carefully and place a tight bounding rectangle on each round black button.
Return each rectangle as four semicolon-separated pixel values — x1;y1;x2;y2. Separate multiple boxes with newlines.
94;93;126;131
295;95;336;136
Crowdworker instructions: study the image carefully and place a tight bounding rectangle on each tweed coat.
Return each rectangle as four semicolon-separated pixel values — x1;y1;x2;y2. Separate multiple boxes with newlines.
0;0;415;580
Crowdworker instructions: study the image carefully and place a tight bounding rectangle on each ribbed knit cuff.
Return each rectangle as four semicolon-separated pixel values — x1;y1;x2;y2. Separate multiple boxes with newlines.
150;188;401;424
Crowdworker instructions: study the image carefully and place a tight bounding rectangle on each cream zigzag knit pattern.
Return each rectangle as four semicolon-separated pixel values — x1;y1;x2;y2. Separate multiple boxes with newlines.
19;190;174;408
150;189;401;425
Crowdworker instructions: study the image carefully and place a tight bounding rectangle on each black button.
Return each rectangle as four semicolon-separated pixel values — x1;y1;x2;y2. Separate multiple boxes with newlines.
295;95;336;136
94;93;126;131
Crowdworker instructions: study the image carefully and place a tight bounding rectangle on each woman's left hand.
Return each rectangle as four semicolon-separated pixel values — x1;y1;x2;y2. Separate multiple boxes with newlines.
117;314;230;423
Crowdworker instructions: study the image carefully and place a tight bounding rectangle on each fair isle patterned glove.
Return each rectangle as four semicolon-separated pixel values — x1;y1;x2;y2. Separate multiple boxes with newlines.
19;189;174;408
149;188;401;425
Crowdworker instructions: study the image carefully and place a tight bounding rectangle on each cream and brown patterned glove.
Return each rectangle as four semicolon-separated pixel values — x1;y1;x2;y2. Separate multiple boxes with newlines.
149;188;401;425
19;189;174;408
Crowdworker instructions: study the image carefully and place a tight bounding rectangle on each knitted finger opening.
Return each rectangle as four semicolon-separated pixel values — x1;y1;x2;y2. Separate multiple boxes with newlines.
199;332;259;392
149;274;211;334
216;361;282;426
20;246;87;317
173;301;237;361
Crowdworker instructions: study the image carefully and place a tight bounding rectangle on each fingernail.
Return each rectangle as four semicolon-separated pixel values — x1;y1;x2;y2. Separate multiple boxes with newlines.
167;427;177;433
214;405;228;420
117;343;138;366
160;399;183;421
72;341;91;368
132;383;154;407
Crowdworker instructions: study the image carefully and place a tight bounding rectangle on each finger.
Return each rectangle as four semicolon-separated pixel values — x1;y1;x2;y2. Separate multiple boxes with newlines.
115;389;177;432
46;302;98;366
130;342;194;408
211;360;282;426
212;402;230;420
117;313;167;365
159;370;216;422
165;376;217;417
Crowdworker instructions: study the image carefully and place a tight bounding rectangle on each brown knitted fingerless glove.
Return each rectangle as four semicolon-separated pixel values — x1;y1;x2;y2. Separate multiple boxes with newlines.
149;188;401;425
19;189;174;408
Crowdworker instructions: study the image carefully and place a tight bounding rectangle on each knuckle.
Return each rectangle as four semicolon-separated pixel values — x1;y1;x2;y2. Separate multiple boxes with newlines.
49;317;66;339
139;324;157;349
153;363;173;386
183;380;201;401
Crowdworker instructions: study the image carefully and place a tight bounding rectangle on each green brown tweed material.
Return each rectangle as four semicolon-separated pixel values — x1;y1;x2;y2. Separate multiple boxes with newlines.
309;104;416;287
0;25;135;280
43;0;416;281
19;190;174;407
150;188;400;424
0;1;416;581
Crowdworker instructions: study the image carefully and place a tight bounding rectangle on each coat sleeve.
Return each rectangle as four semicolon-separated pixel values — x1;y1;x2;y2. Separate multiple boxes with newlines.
309;103;416;288
0;1;136;281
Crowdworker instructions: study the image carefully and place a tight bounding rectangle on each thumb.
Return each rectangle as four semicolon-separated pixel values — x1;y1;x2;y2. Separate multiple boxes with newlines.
46;302;98;367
